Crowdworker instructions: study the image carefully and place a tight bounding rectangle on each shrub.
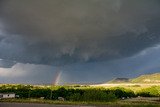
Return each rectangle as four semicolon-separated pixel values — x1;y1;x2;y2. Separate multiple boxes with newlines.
82;89;116;102
69;93;82;101
137;86;160;97
110;87;135;98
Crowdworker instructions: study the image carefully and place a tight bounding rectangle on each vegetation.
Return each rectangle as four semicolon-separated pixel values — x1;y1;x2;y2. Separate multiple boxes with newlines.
0;84;159;100
0;84;159;106
0;98;159;107
136;86;160;97
0;84;137;101
0;73;159;106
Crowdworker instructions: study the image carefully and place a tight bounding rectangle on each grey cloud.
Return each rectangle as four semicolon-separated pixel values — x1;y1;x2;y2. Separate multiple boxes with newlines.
0;0;160;66
0;59;16;68
0;44;160;84
0;63;57;84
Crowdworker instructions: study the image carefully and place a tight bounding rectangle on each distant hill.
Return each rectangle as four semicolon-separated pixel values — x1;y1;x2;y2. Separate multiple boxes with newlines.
108;78;130;83
131;73;160;83
108;73;160;83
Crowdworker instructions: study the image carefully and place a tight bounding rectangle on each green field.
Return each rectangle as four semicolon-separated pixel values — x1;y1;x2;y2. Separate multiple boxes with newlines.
0;97;159;107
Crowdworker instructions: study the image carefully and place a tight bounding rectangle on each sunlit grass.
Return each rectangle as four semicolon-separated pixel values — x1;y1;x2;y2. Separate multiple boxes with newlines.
0;98;159;106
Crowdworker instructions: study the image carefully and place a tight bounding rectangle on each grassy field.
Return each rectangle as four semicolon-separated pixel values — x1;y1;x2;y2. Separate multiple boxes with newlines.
91;83;160;92
0;97;160;107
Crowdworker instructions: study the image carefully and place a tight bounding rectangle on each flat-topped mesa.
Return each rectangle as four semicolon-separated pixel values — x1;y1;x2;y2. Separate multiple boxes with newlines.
108;78;130;83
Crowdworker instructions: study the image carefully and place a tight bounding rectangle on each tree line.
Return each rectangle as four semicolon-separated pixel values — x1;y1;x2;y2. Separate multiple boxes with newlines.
0;85;159;102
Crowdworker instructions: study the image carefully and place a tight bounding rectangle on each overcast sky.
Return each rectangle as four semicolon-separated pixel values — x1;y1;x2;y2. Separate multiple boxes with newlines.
0;0;160;84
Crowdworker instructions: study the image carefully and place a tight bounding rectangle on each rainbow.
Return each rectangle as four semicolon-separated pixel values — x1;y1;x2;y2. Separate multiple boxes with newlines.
52;68;62;85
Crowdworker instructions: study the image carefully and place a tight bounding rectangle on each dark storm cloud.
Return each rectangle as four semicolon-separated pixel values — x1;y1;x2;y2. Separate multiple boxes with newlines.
0;0;160;66
0;59;16;68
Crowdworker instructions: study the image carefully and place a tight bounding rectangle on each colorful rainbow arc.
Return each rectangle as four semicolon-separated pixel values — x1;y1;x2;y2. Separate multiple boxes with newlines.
52;69;62;85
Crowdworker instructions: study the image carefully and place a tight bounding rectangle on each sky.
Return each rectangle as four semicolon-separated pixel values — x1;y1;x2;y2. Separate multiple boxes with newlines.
0;0;160;85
